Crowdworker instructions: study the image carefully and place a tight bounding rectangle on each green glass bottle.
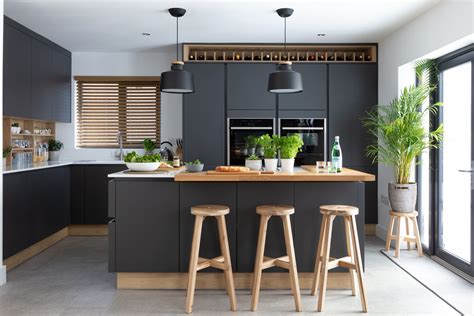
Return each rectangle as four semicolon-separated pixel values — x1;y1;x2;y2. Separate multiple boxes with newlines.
331;136;343;173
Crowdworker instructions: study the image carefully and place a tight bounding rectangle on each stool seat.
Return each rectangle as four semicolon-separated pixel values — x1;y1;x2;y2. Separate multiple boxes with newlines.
320;205;359;216
191;205;230;216
390;210;418;217
256;205;295;216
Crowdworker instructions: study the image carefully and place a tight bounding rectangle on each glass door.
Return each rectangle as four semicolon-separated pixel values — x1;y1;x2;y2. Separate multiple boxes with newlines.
436;50;473;276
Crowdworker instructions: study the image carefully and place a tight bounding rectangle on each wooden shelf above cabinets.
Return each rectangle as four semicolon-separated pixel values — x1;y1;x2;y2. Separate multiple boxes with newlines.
183;44;376;63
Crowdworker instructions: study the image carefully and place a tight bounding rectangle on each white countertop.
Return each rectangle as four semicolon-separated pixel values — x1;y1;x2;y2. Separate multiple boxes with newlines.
108;170;180;179
3;160;126;174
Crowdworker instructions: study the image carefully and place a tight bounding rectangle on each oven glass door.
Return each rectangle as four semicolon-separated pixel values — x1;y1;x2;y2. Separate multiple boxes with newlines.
280;119;325;165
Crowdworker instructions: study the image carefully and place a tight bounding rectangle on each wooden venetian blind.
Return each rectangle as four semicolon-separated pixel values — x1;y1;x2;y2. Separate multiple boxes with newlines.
75;76;161;148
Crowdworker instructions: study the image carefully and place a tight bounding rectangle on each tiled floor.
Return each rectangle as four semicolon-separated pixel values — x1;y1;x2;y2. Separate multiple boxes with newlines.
0;236;465;315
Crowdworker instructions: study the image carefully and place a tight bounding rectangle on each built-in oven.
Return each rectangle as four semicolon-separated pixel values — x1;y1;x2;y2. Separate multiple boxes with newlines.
227;118;275;165
279;118;326;166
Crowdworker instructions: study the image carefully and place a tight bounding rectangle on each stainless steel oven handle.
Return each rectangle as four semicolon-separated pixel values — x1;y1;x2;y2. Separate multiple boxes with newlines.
230;127;273;130
458;169;474;173
281;127;324;131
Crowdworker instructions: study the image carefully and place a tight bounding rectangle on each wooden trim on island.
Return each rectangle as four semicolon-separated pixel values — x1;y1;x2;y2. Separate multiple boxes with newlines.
69;225;108;236
116;272;351;290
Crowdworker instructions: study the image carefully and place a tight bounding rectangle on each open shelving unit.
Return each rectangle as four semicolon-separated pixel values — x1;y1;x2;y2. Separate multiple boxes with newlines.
3;117;56;165
183;44;377;63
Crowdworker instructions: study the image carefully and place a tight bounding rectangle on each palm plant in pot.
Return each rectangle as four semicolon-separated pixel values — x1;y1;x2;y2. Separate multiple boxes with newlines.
48;139;63;161
363;61;443;212
257;134;280;172
278;134;304;172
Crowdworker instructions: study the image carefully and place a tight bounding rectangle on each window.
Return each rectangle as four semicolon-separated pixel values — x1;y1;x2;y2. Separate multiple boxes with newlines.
75;76;161;148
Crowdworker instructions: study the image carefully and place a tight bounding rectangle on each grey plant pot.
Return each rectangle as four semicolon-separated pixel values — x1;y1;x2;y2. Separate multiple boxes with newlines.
388;182;417;213
49;151;60;161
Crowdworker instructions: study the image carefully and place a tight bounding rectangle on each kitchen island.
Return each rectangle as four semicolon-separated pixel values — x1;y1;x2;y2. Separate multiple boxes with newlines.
108;167;375;289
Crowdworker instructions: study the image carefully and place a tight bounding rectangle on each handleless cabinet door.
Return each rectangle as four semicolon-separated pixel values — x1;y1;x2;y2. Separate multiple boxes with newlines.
51;50;71;122
183;63;225;169
279;64;327;110
227;64;277;110
31;38;53;121
328;64;377;166
3;23;32;118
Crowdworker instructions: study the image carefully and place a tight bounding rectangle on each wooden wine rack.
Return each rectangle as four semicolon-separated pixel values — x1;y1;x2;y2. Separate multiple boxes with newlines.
183;44;376;63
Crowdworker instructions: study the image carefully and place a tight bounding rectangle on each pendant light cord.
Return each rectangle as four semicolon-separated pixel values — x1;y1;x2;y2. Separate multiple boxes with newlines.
284;17;287;52
176;16;179;61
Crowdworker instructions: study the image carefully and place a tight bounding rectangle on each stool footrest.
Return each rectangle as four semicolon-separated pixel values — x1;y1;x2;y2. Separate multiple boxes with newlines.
196;256;226;271
389;235;417;242
325;256;356;271
262;256;290;270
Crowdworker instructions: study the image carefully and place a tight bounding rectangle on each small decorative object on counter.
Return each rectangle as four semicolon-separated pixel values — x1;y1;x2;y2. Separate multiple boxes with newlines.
173;155;181;168
48;139;63;161
245;154;262;171
331;136;342;173
278;134;304;173
257;134;279;172
316;161;327;173
185;159;204;173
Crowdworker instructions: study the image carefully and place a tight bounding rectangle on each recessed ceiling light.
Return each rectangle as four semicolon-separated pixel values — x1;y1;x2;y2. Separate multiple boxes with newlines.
142;32;151;36
317;33;326;37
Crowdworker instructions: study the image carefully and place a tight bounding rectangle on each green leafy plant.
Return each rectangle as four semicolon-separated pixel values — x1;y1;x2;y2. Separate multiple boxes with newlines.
278;134;304;159
245;135;258;149
3;146;12;158
256;134;280;159
11;122;19;127
124;151;161;163
143;139;155;153
246;154;260;160
48;139;63;151
363;60;443;184
185;159;202;165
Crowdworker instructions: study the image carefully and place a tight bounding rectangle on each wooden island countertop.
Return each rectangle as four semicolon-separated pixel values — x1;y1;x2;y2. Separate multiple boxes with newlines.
174;167;375;182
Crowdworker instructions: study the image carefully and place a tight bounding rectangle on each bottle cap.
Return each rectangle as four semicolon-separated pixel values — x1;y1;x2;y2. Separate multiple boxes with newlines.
335;136;340;140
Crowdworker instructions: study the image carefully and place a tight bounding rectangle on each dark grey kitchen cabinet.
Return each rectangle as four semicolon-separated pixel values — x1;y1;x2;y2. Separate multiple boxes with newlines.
279;64;327;111
236;183;295;272
114;180;179;272
179;183;237;272
70;165;86;224
227;64;277;110
183;63;225;169
31;38;53;121
328;64;377;167
3;167;70;259
3;22;32;118
51;50;71;122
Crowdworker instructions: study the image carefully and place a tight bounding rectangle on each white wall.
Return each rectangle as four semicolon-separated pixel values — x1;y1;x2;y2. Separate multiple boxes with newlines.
56;49;182;161
0;0;6;286
377;0;474;239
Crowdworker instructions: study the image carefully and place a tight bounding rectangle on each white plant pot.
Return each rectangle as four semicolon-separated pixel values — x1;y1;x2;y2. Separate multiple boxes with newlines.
264;158;278;172
49;151;60;161
280;158;295;173
245;159;262;171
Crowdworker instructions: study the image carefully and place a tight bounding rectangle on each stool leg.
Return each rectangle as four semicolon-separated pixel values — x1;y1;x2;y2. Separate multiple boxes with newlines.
349;215;368;313
317;214;335;312
186;215;204;314
385;215;395;252
282;214;302;312
412;217;423;256
344;217;357;296
217;215;237;311
405;217;411;250
395;217;402;258
311;214;328;296
251;214;270;311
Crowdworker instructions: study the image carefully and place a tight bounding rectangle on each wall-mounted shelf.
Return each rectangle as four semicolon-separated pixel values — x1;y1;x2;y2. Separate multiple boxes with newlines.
183;44;376;63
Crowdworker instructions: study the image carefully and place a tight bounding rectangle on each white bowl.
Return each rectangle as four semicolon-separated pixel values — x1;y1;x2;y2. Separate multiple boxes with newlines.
126;162;161;172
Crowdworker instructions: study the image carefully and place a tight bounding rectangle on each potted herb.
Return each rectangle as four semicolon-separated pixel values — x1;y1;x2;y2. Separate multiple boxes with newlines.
185;159;204;173
257;134;280;172
143;138;155;155
245;135;258;156
278;134;304;172
245;154;262;171
363;61;443;212
48;139;64;161
11;122;20;134
3;146;12;167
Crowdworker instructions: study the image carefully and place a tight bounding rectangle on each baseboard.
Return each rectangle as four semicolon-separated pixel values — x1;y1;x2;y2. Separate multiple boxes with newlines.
68;225;108;236
3;227;69;271
365;224;376;235
117;272;351;290
0;265;6;286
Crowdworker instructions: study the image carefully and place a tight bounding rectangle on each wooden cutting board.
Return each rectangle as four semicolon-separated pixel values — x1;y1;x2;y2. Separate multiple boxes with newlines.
206;170;262;175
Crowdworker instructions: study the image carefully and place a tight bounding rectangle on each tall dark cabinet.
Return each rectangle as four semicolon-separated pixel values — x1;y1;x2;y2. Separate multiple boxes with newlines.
183;63;225;169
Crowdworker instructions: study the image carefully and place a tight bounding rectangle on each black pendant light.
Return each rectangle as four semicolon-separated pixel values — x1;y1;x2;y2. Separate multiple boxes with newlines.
161;8;194;94
268;8;303;94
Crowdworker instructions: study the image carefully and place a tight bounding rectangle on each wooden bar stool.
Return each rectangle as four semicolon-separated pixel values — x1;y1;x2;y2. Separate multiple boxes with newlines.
311;205;367;313
251;205;301;312
385;210;423;258
185;205;237;314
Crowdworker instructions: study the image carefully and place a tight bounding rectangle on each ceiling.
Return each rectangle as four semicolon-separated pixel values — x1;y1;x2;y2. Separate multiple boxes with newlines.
5;0;441;53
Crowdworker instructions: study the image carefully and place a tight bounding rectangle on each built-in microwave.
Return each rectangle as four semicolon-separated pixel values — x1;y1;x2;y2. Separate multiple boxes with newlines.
279;118;326;166
227;118;275;165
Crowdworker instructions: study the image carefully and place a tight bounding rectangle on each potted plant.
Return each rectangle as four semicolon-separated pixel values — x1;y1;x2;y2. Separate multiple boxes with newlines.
48;139;64;161
257;134;279;172
245;154;262;171
11;122;20;134
3;146;12;167
363;61;443;212
245;135;258;156
143;138;155;155
278;134;304;172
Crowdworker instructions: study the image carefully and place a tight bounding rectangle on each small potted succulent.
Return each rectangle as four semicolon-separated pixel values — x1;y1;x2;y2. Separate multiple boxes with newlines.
143;138;155;155
48;139;64;161
245;154;262;171
278;134;304;172
257;134;279;172
3;146;12;167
